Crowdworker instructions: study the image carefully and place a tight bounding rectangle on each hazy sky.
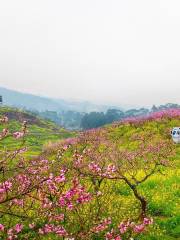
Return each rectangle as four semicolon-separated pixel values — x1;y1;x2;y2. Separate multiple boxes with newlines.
0;0;180;107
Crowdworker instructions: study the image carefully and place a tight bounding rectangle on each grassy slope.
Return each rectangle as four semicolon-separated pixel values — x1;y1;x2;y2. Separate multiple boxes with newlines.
106;118;180;240
0;107;179;239
44;116;180;240
0;106;75;156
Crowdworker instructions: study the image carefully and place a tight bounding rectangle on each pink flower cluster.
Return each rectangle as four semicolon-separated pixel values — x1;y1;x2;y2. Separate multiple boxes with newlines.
27;158;49;175
92;218;112;233
58;178;91;210
73;151;84;167
118;221;130;234
118;217;153;234
88;162;101;174
0;180;12;193
38;224;67;237
88;162;116;178
103;164;116;177
10;198;24;207
106;229;122;240
7;224;23;240
42;169;66;195
16;174;31;193
41;197;53;209
0;115;159;239
54;169;66;183
121;108;180;125
0;224;4;231
105;217;153;239
13;131;24;139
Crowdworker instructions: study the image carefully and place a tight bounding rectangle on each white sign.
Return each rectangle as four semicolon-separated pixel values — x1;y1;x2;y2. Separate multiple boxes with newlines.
171;127;180;143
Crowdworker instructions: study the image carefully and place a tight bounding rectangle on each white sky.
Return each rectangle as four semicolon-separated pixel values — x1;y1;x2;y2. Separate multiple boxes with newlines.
0;0;180;107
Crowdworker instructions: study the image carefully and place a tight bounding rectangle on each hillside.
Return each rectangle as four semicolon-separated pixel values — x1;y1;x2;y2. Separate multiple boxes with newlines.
42;109;180;240
0;108;179;239
0;86;114;113
0;106;75;156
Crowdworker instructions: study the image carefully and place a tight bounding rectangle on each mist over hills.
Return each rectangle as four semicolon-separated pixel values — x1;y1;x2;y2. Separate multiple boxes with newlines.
0;87;117;113
1;86;179;130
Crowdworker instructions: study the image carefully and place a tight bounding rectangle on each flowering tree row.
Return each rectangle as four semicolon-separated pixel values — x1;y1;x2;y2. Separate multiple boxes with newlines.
118;108;180;125
0;113;176;239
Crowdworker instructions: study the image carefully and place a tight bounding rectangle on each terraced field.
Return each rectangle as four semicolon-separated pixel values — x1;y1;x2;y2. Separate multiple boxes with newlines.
0;106;75;156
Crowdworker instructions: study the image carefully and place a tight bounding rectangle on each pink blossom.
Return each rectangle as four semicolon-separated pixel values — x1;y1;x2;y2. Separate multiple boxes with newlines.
121;108;180;125
143;217;153;225
103;164;117;177
106;229;121;240
43;224;54;233
106;164;116;173
14;224;23;233
58;197;66;207
16;174;30;192
63;145;68;150
39;224;67;237
42;198;53;209
92;218;111;233
10;199;24;207
73;153;83;167
55;174;65;183
0;224;4;231
115;236;122;240
3;181;12;190
46;180;58;193
88;162;101;173
76;192;91;204
13;132;24;139
133;224;145;233
67;202;73;210
0;180;12;193
118;221;129;234
55;226;67;236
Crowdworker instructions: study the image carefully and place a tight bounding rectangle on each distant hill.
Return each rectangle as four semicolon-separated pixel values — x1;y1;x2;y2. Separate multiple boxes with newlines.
0;87;115;113
1;86;179;131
